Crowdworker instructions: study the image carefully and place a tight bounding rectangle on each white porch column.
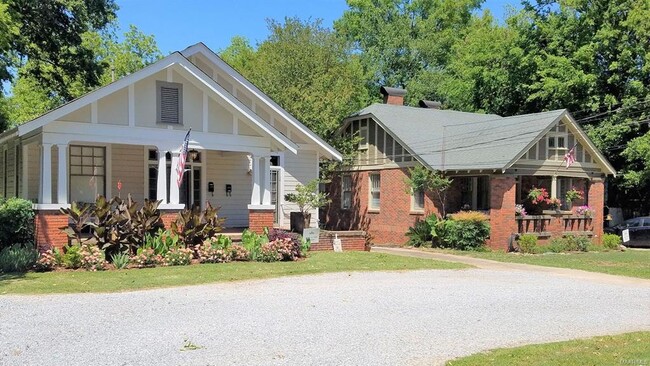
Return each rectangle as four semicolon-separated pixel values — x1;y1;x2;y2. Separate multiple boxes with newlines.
551;175;558;198
21;144;29;199
170;152;180;205
156;150;168;203
56;144;68;204
39;143;53;204
250;155;261;205
261;156;271;205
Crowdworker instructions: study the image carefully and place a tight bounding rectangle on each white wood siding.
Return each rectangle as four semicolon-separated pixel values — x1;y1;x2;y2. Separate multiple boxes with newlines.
283;150;318;227
111;144;145;203
205;151;252;227
98;87;128;125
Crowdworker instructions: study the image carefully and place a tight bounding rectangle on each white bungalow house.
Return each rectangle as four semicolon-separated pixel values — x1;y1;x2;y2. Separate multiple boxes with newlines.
0;43;341;248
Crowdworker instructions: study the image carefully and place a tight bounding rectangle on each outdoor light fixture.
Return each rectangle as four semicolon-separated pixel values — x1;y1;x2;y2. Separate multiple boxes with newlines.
189;149;199;162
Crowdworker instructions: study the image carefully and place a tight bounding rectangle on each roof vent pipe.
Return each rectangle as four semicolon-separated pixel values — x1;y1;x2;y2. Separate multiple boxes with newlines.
380;86;407;106
418;100;442;109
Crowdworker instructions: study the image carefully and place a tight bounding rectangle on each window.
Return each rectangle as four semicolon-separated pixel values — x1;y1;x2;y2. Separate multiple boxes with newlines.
70;145;105;203
156;81;183;124
369;173;380;210
359;119;368;149
412;189;425;211
341;175;352;209
459;176;490;211
147;149;202;207
546;122;569;160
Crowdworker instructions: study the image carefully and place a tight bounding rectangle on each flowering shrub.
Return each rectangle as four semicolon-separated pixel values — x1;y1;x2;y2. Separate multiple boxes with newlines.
80;243;107;271
164;247;193;266
267;228;305;258
130;248;164;268
34;249;57;272
259;238;298;262
196;241;231;263
546;198;562;210
565;187;584;203
527;187;549;204
229;244;250;261
575;205;594;217
515;204;527;216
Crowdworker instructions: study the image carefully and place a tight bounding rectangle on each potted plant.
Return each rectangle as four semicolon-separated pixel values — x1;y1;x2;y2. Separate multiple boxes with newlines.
565;187;584;209
526;186;549;214
546;197;562;211
515;204;527;217
575;205;594;218
284;179;330;233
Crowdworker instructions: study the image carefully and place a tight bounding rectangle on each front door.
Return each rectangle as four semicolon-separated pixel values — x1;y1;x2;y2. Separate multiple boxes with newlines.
180;166;201;209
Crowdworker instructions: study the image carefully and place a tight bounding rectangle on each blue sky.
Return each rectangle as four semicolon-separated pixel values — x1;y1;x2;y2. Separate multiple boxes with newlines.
116;0;520;54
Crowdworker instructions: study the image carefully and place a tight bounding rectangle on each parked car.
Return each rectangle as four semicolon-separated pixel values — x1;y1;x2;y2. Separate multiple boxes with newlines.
604;216;650;248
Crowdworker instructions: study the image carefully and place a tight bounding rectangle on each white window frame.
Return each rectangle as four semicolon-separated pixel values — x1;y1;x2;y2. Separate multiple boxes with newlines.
341;174;352;209
359;119;369;150
546;122;568;160
411;188;425;212
156;80;183;124
369;173;380;210
69;144;107;204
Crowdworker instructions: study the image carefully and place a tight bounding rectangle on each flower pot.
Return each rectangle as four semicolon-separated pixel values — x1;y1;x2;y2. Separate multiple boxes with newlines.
290;212;311;233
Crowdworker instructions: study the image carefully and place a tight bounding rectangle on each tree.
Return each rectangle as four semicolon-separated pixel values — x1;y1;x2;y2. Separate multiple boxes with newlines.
7;24;162;127
0;0;117;100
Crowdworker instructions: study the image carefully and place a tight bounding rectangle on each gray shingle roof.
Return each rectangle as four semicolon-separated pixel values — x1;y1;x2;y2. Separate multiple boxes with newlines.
351;104;566;171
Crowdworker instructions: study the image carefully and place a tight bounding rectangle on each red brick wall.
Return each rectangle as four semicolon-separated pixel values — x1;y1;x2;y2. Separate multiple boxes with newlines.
588;179;605;243
35;210;69;250
325;168;444;246
488;176;517;251
310;231;367;251
160;211;178;230
249;209;274;234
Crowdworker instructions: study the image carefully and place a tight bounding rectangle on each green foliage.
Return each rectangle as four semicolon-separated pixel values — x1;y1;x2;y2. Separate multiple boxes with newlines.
517;234;539;254
59;201;93;245
405;218;432;247
164;247;193;266
547;237;569;253
404;166;452;216
144;229;179;256
240;229;268;261
131;248;164;268
0;244;38;273
259;238;300;262
171;202;224;248
110;252;129;270
438;212;490;250
0;197;35;250
62;244;83;269
79;243;106;271
602;233;622;250
564;234;592;252
284;179;330;216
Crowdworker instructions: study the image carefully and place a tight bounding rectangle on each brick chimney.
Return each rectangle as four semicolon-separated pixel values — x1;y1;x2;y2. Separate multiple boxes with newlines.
380;86;406;106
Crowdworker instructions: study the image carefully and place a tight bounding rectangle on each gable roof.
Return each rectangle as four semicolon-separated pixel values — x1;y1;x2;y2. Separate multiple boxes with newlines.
14;47;348;157
181;42;342;161
348;103;616;175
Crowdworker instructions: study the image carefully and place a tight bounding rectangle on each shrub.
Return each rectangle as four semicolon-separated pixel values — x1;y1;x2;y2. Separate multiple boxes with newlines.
405;218;432;247
130;248;164;268
229;244;250;261
240;230;268;261
171;202;224;247
602;233;622;250
196;244;231;263
0;244;38;273
565;234;591;252
439;211;490;250
34;249;57;272
0;198;35;251
62;244;83;269
111;252;130;269
267;228;304;257
259;238;298;262
143;229;180;256
79;243;107;271
517;234;538;254
547;237;568;253
164;247;193;266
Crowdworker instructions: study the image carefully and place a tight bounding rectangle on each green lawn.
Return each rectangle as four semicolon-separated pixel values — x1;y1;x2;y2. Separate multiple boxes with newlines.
0;251;468;295
433;248;650;279
447;332;650;366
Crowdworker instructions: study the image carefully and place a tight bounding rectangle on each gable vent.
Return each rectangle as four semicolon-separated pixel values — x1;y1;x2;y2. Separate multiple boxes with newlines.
157;81;183;124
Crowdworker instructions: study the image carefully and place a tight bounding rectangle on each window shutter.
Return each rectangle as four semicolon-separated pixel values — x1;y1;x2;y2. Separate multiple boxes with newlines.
160;86;180;123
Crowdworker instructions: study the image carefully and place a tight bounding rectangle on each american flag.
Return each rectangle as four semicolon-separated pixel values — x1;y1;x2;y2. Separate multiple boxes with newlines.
176;129;191;188
564;143;577;168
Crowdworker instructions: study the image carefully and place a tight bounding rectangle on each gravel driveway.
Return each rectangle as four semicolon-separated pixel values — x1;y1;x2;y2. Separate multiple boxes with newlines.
1;268;649;366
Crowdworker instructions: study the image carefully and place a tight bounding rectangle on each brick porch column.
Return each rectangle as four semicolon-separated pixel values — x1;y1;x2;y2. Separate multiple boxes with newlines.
489;176;517;251
34;210;69;251
588;178;605;244
248;208;274;234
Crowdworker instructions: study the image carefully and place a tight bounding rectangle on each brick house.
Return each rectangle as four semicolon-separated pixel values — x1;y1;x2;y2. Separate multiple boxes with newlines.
324;87;616;250
0;43;341;249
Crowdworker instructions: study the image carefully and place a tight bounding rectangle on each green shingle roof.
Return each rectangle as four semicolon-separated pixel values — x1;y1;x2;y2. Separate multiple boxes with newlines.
351;104;567;172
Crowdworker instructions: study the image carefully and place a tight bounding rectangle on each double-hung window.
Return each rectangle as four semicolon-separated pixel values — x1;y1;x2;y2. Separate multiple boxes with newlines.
412;188;425;211
341;175;352;209
69;145;105;203
369;173;380;210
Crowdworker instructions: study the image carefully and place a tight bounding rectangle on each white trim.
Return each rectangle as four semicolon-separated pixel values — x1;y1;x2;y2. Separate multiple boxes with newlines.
21;143;29;199
170;152;180;204
159;203;185;210
247;204;275;210
39;143;52;204
202;92;208;132
91;102;98;124
181;43;342;161
33;203;71;210
56;144;68;204
233;115;238;135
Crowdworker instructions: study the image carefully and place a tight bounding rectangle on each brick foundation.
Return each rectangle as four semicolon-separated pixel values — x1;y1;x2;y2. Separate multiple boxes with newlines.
248;208;275;234
488;176;518;251
310;230;368;251
160;211;178;230
35;210;69;250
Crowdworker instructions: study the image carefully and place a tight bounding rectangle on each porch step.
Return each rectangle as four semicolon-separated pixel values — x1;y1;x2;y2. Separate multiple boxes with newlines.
220;231;242;243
